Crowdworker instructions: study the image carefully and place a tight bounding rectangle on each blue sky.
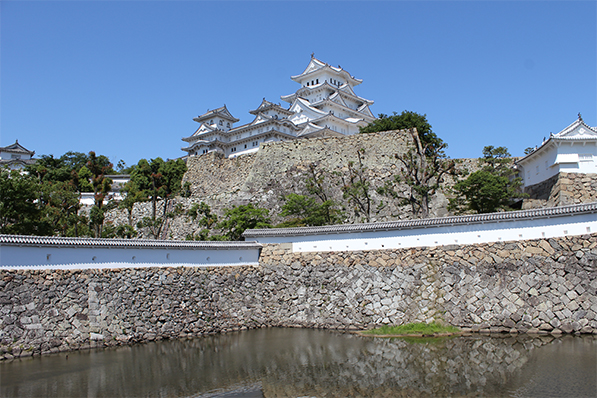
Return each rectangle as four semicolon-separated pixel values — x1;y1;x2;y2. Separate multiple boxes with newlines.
1;1;595;168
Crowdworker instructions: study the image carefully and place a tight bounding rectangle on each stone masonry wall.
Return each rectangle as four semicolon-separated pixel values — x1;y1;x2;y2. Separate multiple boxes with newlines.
108;130;479;239
2;234;596;359
523;172;597;209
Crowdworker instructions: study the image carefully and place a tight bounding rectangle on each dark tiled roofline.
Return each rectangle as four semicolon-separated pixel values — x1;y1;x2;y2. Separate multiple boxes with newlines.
244;202;597;238
0;235;262;250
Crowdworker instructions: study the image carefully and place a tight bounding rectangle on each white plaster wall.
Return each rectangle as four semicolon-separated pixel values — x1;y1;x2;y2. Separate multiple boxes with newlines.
247;213;597;253
0;245;260;269
521;142;597;186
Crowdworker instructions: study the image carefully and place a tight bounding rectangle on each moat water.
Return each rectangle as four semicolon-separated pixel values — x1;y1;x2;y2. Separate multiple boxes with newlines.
1;328;595;397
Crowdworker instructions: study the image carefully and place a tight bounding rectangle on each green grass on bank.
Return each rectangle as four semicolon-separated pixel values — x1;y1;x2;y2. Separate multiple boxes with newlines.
362;322;460;336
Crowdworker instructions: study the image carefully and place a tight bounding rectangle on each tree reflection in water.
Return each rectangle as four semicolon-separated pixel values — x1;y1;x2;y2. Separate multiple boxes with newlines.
1;328;595;397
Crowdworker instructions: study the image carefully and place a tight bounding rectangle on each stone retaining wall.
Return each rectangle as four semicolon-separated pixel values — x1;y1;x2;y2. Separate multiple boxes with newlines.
2;234;596;359
523;172;597;209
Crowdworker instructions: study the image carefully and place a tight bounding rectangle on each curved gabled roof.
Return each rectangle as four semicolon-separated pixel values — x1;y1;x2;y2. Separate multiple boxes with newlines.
516;115;597;165
249;98;293;116
244;202;597;238
0;141;34;155
194;105;240;123
290;56;362;87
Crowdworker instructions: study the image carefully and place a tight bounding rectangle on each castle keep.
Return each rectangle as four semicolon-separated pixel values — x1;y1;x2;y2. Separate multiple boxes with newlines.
181;55;375;159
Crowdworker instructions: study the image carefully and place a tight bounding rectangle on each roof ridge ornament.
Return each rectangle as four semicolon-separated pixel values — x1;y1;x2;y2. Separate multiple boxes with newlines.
578;112;583;121
311;52;315;58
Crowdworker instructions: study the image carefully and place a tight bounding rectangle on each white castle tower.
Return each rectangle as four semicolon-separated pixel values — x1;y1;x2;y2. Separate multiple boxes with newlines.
182;55;375;158
281;54;375;137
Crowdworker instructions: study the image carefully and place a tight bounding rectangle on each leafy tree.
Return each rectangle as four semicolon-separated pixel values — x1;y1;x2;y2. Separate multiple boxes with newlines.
523;147;535;155
18;150;121;237
0;169;51;235
132;157;187;239
304;163;344;225
377;128;456;219
77;166;94;192
449;146;525;214
85;151;114;237
278;193;341;228
217;203;271;241
360;110;442;154
39;180;87;237
118;179;145;227
186;202;219;240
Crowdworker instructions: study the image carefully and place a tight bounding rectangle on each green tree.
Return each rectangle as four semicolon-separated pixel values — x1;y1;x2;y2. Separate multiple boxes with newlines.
377;128;456;219
186;202;219;240
132;157;187;239
118;179;144;227
278;193;341;228
0;169;50;235
217;203;271;241
86;151;113;237
449;146;525;214
39;180;87;237
303;163;343;225
360;110;442;154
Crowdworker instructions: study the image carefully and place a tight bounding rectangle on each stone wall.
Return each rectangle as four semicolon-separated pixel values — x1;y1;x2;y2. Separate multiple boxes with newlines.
108;130;479;239
2;234;596;359
523;172;597;209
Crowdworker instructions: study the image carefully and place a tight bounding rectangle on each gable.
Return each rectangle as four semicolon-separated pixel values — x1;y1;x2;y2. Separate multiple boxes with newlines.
555;118;597;138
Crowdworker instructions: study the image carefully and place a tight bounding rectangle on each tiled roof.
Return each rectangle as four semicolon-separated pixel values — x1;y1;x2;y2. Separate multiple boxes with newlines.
0;141;34;155
244;202;597;238
0;235;262;250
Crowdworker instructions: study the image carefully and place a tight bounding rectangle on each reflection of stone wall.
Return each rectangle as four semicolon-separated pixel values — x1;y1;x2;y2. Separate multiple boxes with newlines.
523;172;597;209
4;327;589;397
1;234;596;359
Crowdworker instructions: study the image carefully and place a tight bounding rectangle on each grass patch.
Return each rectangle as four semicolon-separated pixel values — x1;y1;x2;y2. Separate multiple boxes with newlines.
362;321;460;336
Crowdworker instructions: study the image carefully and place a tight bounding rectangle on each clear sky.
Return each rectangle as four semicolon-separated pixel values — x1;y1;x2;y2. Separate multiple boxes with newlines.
1;1;595;168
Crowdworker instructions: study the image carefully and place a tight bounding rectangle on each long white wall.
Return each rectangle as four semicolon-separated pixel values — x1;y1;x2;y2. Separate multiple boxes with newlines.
244;203;597;253
0;237;262;270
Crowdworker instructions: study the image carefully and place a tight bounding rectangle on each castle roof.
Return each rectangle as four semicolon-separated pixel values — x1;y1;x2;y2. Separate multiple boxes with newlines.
517;114;597;165
290;55;362;87
249;98;293;116
193;105;239;123
0;140;35;156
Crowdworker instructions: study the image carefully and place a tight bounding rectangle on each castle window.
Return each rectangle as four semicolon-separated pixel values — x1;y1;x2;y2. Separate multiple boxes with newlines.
227;122;230;128
245;144;247;148
580;154;593;162
219;120;223;126
210;120;213;124
307;82;309;86
316;79;319;84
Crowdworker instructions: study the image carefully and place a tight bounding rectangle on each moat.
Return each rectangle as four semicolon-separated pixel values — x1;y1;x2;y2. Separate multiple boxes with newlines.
1;328;595;397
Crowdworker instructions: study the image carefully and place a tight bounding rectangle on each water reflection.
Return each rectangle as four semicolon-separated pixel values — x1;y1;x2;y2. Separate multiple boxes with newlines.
1;328;595;397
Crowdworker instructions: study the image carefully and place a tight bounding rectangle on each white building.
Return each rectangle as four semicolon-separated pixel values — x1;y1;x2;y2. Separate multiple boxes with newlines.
516;114;597;187
182;55;375;158
0;141;36;170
